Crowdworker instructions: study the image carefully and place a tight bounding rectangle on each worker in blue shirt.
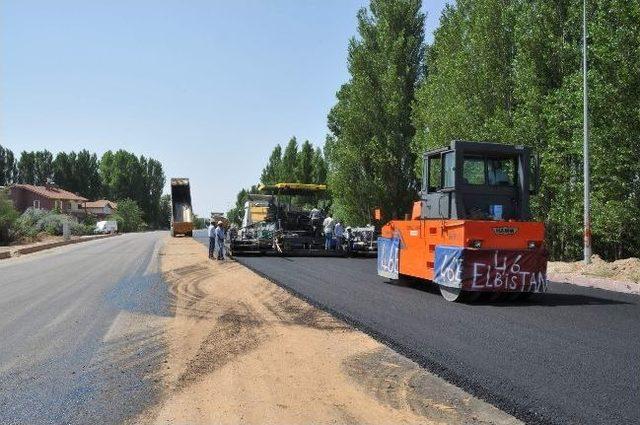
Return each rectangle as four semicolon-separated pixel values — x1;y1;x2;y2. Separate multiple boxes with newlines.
215;221;226;260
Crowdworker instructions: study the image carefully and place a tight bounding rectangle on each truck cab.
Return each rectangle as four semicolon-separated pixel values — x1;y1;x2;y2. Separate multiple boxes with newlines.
378;141;547;302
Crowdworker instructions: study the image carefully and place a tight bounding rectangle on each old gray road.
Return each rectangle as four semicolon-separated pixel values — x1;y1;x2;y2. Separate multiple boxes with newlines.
198;232;639;424
0;232;168;425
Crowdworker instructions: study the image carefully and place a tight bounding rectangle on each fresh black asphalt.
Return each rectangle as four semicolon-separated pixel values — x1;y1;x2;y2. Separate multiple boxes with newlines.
195;231;640;424
0;232;168;425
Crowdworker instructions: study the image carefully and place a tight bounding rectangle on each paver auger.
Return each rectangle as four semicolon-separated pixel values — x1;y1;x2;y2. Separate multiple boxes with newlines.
377;141;548;302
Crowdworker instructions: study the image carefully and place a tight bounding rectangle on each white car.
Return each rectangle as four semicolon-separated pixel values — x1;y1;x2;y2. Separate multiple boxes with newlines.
95;220;118;234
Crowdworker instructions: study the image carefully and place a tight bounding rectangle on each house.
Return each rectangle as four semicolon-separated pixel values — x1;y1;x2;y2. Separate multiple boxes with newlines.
9;184;88;215
83;200;117;219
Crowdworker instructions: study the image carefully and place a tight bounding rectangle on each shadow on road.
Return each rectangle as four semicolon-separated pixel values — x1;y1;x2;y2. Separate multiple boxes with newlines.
383;278;633;307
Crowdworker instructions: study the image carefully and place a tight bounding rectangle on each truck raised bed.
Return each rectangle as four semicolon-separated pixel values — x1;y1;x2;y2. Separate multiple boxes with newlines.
170;177;193;237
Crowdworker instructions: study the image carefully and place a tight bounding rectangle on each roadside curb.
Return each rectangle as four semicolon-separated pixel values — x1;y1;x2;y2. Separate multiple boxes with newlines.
0;233;120;260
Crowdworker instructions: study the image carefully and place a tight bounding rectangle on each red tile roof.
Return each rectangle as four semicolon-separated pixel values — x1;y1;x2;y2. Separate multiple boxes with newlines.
84;199;117;209
13;184;88;202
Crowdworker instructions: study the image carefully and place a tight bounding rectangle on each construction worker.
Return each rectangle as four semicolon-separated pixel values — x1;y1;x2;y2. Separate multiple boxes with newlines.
215;221;226;260
323;213;335;250
207;220;216;259
310;207;322;237
334;220;345;252
345;227;353;254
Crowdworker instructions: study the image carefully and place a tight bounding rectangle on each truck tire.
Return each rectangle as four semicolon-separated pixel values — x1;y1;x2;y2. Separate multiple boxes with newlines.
186;231;193;237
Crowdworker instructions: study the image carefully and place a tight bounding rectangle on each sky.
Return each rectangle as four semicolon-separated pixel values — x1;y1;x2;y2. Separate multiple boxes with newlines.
1;0;449;217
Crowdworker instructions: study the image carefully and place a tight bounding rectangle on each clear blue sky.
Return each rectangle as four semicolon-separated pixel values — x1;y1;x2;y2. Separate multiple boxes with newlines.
1;0;449;217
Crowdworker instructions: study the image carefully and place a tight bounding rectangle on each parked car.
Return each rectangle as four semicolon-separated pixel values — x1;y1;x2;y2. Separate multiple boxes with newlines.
94;220;118;234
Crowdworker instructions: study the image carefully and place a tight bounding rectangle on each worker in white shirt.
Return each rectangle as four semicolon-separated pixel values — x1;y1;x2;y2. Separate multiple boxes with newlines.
322;214;335;250
215;221;226;260
207;221;216;259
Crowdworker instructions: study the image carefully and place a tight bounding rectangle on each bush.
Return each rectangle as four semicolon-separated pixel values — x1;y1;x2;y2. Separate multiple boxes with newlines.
71;222;94;236
13;207;94;239
112;198;144;232
0;189;19;245
82;213;98;227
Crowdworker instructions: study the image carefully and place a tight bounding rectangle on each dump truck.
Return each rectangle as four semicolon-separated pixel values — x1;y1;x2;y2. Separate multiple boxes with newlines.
170;178;193;237
377;141;547;302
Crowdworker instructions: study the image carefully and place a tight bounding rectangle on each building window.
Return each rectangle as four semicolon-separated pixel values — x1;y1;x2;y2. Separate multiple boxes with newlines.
54;200;62;211
33;200;41;209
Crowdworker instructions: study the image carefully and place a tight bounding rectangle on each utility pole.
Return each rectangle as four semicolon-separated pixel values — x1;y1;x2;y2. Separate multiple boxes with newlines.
583;0;592;264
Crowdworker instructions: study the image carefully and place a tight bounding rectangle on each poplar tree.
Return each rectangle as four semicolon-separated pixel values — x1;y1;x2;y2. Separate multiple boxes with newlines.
280;137;299;183
260;145;282;184
296;140;314;183
326;0;425;223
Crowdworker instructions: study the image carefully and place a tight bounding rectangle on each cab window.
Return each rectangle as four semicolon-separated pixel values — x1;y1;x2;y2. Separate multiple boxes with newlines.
428;155;442;191
443;152;455;187
487;158;515;186
463;157;485;185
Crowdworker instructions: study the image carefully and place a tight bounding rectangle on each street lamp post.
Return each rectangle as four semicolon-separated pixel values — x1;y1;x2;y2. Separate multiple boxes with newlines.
583;0;592;264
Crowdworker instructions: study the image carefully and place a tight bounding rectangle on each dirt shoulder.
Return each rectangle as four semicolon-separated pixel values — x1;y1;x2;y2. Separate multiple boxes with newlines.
548;255;640;295
133;236;519;425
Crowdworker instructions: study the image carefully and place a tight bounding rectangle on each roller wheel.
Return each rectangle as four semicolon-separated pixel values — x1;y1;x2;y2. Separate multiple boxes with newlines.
439;286;464;302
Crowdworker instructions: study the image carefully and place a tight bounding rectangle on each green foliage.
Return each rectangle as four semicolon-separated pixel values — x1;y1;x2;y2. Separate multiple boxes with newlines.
227;188;249;226
260;141;328;186
280;137;299;182
82;213;98;227
0;145;17;186
260;145;282;184
326;0;425;224
12;207;92;238
99;150;166;229
312;147;327;184
0;189;19;244
159;194;171;229
12;148;166;230
112;198;144;233
192;213;206;229
412;0;640;260
296;141;314;183
53;150;102;200
17;150;54;185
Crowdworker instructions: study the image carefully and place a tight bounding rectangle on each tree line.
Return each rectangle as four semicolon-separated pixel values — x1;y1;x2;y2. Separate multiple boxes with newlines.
227;137;328;225
0;145;167;229
325;0;639;261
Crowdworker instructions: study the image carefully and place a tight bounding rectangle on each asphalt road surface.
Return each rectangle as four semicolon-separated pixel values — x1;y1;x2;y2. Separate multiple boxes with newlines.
0;232;168;425
195;231;639;424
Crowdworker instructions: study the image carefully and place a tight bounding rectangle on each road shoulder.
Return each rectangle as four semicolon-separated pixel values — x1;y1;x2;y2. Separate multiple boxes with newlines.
134;236;520;425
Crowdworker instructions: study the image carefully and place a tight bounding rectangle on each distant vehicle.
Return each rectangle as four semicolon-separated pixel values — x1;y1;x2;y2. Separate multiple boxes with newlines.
170;177;194;237
94;220;118;234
